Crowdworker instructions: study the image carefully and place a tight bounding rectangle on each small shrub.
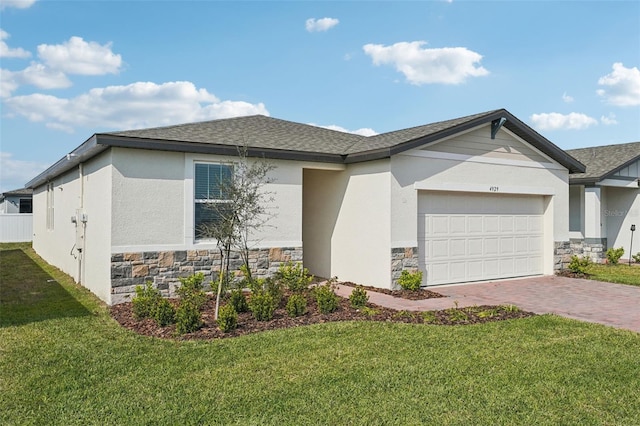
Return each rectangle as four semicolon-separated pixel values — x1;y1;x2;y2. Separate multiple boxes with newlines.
153;298;176;326
228;288;249;313
249;290;276;321
177;273;207;310
568;255;592;274
421;311;437;324
315;283;339;314
360;306;380;317
500;304;520;313
633;253;640;263
606;247;625;265
349;286;369;309
276;261;314;293
286;293;307;317
175;301;202;334
132;281;161;319
264;277;284;306
217;304;238;332
393;310;416;319
397;270;423;291
446;308;469;323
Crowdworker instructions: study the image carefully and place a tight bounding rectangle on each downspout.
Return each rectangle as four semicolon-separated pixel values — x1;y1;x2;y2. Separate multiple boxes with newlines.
78;162;84;285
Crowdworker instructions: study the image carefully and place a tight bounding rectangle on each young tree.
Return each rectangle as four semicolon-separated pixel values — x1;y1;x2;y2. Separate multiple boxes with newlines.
198;146;276;319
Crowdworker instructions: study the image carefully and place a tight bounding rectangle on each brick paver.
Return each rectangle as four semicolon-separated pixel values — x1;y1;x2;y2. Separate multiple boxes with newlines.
335;276;640;333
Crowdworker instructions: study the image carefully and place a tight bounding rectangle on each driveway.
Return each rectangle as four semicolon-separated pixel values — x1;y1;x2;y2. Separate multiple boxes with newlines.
335;275;640;333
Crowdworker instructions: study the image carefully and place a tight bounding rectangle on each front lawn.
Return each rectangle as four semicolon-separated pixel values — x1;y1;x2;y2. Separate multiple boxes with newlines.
2;245;640;424
587;263;640;286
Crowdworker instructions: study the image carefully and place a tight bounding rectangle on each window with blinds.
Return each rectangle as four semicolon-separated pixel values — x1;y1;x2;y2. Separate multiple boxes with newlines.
194;163;233;239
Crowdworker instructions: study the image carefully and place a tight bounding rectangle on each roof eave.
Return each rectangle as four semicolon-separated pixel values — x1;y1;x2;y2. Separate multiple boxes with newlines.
25;135;106;188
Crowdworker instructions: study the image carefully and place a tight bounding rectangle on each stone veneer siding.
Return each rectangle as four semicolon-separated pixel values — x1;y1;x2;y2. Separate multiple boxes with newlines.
568;238;607;263
555;238;608;271
110;247;302;304
391;247;419;288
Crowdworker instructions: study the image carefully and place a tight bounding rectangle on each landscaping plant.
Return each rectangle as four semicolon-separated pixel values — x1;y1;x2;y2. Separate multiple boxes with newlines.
633;253;640;263
228;288;249;313
153;298;176;327
176;272;207;310
285;293;307;317
568;255;592;275
397;270;423;291
606;247;625;265
131;281;161;320
175;300;203;334
349;285;369;309
276;261;313;293
315;283;339;314
217;304;238;332
248;290;276;321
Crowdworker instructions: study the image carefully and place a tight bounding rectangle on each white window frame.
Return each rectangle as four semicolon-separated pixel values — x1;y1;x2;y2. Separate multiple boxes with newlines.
193;162;234;241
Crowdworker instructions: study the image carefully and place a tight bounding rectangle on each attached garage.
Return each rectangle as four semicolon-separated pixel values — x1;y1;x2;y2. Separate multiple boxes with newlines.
418;192;545;285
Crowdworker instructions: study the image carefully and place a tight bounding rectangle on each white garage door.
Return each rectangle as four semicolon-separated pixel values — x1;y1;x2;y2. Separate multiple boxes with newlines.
418;192;544;286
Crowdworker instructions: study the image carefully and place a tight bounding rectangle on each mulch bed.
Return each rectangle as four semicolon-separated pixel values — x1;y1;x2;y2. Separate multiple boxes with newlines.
555;270;590;279
110;291;535;340
339;282;445;300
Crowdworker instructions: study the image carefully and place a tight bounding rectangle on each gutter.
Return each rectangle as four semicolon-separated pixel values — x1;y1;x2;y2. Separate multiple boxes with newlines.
25;135;108;188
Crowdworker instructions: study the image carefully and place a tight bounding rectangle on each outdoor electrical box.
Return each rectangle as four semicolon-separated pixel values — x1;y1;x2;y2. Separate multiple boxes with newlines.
75;209;87;250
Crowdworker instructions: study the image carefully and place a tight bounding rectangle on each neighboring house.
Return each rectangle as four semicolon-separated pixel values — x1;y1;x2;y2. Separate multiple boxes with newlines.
566;142;640;261
0;188;33;214
26;109;585;305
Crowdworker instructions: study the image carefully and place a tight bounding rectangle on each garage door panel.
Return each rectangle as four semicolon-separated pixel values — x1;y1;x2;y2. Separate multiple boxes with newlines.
468;238;483;256
468;216;483;233
484;238;499;255
450;239;466;257
431;240;449;258
419;192;544;286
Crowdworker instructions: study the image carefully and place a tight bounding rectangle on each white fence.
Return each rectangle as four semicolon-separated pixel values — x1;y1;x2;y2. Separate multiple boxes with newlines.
0;214;33;242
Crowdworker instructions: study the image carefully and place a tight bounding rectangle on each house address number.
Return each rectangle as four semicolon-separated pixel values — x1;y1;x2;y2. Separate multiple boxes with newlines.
489;186;499;192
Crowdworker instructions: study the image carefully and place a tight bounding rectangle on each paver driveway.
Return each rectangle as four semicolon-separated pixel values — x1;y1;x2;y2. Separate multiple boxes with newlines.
335;275;640;333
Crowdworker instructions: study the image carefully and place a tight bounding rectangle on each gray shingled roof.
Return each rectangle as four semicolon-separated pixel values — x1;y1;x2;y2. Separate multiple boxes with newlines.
1;188;33;197
108;115;364;155
26;108;586;189
346;110;499;154
567;141;640;183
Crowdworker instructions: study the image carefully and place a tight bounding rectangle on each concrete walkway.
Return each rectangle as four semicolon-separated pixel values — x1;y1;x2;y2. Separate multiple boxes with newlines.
335;276;640;333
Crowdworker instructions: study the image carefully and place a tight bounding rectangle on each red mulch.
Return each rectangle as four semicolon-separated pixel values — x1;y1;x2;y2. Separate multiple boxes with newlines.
340;282;445;300
555;270;590;279
110;291;535;340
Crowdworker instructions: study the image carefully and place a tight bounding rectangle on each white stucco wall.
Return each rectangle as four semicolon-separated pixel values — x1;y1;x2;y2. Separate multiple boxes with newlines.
111;148;328;252
604;187;640;257
32;168;83;282
81;151;113;303
390;126;570;276
32;152;114;304
111;148;186;251
329;160;391;287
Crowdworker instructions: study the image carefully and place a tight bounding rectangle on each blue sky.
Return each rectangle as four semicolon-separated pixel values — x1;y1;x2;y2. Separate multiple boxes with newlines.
1;0;639;192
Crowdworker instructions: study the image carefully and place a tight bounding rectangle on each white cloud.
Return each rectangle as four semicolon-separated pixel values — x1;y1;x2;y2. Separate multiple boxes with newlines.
0;29;31;58
0;68;19;97
0;0;37;10
363;41;489;85
4;81;269;132
596;63;640;106
37;36;122;75
309;123;377;137
600;113;618;126
530;112;598;131
305;17;339;32
0;152;48;192
562;92;574;103
18;62;72;89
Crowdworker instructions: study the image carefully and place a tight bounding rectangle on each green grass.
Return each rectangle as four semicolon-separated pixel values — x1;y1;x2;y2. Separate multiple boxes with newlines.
587;263;640;286
2;245;640;424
